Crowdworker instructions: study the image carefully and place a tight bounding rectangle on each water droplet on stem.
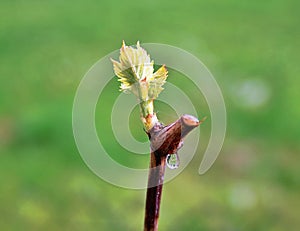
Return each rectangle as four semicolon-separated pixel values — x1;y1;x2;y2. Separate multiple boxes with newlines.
166;153;180;169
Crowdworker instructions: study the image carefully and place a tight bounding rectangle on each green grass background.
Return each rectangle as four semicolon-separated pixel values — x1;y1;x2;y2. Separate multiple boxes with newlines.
1;0;300;230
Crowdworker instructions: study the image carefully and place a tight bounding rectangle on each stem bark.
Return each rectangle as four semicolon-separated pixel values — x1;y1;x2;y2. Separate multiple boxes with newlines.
143;114;202;231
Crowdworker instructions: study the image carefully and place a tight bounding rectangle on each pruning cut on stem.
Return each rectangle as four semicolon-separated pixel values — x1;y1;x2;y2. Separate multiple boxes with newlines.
112;41;204;231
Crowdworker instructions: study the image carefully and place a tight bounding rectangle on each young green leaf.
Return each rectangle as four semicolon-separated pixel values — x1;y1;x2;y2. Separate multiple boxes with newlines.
111;41;168;100
111;41;154;94
148;65;168;99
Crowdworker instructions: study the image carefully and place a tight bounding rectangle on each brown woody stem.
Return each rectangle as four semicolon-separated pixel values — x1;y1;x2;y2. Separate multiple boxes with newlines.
144;114;202;231
144;152;166;231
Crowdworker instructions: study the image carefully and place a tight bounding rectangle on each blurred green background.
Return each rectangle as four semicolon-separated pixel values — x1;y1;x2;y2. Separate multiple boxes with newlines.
1;0;300;230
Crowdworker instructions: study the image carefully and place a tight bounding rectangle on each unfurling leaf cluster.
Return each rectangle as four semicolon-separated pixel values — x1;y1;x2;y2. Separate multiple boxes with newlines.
111;41;168;101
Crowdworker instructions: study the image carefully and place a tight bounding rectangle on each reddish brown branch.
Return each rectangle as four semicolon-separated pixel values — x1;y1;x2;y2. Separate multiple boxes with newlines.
144;152;166;231
144;114;202;231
